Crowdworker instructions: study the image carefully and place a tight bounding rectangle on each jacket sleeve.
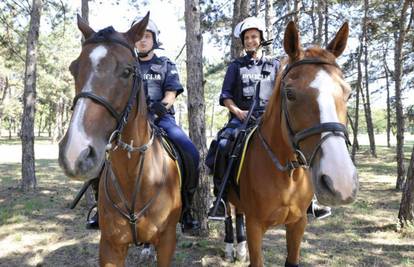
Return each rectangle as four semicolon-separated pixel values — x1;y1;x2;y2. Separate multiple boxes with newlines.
219;62;238;106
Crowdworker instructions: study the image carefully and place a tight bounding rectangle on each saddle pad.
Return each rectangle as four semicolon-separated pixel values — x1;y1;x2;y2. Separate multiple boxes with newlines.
236;126;258;184
160;136;182;188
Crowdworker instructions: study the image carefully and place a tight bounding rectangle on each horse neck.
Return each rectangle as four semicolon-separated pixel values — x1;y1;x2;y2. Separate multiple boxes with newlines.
261;81;293;160
110;88;152;181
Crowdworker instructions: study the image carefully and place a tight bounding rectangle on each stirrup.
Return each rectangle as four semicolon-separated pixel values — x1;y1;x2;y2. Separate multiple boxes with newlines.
86;203;97;222
208;198;227;221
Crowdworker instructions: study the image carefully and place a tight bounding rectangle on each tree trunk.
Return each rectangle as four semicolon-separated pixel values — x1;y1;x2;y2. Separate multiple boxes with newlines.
230;0;250;59
351;44;363;161
210;101;215;138
81;0;89;22
310;0;316;44
264;0;274;55
0;76;9;121
293;0;302;24
362;0;377;158
53;98;64;143
398;145;414;227
316;0;324;46
394;0;410;190
384;57;391;148
185;0;208;236
253;0;260;16
323;1;328;46
37;111;42;137
21;0;42;191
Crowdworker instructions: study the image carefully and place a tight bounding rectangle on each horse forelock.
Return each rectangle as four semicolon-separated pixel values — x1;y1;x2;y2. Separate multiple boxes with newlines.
304;46;337;64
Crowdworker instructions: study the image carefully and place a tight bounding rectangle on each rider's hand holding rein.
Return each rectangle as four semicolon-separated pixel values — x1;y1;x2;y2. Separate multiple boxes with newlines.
224;98;248;122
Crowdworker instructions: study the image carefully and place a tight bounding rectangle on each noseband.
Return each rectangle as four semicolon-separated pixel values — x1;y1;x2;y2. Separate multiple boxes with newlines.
71;27;142;143
258;58;351;174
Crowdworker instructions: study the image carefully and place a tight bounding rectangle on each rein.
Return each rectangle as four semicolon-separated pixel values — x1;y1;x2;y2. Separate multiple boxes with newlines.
258;58;351;175
71;27;162;246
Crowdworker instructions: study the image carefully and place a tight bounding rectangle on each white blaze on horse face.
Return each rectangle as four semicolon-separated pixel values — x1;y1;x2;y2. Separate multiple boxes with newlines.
311;69;356;200
65;45;108;171
89;45;108;70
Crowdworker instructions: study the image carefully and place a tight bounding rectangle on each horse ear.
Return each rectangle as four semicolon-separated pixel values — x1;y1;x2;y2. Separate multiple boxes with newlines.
126;12;150;44
77;14;95;39
327;22;349;57
283;21;301;60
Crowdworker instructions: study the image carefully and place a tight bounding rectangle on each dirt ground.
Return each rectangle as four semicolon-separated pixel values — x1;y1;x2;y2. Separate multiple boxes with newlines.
0;141;413;267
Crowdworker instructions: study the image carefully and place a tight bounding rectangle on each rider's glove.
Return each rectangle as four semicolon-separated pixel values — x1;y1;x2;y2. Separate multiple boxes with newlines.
150;102;168;118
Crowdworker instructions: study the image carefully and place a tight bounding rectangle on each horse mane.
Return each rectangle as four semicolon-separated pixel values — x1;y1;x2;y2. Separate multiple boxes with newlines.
84;26;118;44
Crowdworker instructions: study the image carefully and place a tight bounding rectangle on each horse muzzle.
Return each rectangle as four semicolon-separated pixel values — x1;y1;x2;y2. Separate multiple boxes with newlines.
312;164;359;206
58;134;105;181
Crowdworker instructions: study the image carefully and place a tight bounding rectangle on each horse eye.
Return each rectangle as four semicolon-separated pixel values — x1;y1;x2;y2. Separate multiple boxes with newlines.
121;68;132;78
285;89;296;101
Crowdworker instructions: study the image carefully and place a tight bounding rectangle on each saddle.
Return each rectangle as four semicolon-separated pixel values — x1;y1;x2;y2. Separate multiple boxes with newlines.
213;125;258;189
159;134;197;190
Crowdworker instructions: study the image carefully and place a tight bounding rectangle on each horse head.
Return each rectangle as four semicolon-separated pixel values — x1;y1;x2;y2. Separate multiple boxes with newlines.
280;21;358;205
58;13;149;181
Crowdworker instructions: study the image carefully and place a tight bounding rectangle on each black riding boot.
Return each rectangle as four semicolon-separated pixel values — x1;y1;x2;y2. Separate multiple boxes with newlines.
86;179;100;230
181;191;201;233
180;152;201;234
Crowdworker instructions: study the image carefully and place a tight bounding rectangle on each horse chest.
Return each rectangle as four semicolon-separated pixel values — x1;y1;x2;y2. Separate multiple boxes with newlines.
267;205;304;226
103;215;160;244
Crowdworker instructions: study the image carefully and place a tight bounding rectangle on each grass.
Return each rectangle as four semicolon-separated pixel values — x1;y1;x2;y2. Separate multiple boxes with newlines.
0;140;413;266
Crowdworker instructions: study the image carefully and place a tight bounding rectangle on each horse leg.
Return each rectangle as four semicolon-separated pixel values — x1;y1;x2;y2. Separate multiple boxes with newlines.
224;202;234;262
235;212;247;262
99;237;128;267
245;217;265;267
155;224;176;267
285;216;307;267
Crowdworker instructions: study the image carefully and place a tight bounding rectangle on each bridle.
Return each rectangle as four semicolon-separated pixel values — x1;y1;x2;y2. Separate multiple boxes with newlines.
258;58;351;175
71;27;142;145
70;27;161;246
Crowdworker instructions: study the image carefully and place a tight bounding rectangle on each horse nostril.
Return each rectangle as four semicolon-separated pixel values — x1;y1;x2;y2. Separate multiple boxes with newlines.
77;145;97;173
320;174;334;194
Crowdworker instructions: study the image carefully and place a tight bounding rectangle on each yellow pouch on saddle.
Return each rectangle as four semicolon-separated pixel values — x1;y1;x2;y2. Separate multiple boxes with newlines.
236;126;258;184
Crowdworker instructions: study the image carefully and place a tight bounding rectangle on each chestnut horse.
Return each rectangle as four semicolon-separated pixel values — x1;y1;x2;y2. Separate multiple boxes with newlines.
58;14;181;267
229;21;359;266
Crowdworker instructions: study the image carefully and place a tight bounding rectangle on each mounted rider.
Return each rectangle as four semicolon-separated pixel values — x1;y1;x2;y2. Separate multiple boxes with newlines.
86;16;200;233
207;17;332;220
206;17;279;219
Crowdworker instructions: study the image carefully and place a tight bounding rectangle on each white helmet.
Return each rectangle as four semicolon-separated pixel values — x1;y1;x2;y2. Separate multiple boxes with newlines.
131;16;161;48
234;17;265;41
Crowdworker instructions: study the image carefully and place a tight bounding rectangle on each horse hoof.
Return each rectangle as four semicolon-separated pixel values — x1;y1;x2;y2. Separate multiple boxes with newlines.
236;241;248;262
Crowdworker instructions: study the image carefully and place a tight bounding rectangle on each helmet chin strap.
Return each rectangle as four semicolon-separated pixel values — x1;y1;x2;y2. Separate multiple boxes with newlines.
245;38;273;57
138;47;155;58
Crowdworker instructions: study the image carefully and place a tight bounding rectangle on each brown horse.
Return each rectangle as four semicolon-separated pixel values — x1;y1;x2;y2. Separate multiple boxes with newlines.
58;14;181;267
229;21;359;266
